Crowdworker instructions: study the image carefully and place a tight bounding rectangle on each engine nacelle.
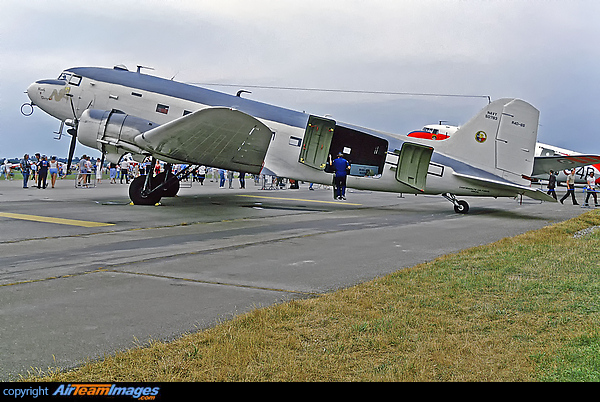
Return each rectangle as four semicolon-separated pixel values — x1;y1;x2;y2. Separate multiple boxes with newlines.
78;109;157;161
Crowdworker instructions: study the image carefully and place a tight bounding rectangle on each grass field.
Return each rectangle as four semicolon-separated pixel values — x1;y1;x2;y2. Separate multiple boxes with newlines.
24;210;600;382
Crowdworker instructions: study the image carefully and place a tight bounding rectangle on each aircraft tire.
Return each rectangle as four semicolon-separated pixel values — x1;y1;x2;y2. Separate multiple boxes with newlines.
454;200;469;214
154;172;180;197
129;176;162;205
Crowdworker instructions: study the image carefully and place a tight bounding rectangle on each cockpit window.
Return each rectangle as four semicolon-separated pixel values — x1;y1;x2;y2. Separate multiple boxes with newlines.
69;75;82;86
58;72;72;81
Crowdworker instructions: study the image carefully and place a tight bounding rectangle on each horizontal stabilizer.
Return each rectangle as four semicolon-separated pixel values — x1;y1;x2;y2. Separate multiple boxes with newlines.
453;171;557;202
532;155;600;176
134;107;273;174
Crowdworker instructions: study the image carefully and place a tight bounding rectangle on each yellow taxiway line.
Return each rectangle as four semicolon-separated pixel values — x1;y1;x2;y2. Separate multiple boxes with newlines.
237;194;362;206
0;212;115;227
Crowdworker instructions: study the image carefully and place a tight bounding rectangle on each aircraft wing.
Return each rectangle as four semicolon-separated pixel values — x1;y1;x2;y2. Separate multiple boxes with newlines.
453;171;557;202
531;155;600;176
134;107;273;174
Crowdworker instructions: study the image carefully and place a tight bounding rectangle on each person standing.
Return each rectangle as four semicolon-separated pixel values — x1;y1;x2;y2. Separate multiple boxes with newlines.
37;155;49;189
560;169;579;205
30;158;37;184
584;171;598;207
198;165;206;185
49;156;59;188
239;171;246;189
219;169;226;188
143;157;151;176
33;153;41;183
77;154;87;187
109;162;117;184
227;170;234;188
20;154;31;188
120;158;130;184
3;159;11;180
85;156;93;185
330;152;351;200
96;158;103;184
546;170;557;200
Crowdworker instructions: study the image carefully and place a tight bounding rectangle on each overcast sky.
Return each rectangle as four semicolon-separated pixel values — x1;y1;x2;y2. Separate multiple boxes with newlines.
1;0;599;160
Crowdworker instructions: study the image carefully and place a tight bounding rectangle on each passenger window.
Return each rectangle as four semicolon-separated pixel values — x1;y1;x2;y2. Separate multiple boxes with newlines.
156;104;169;114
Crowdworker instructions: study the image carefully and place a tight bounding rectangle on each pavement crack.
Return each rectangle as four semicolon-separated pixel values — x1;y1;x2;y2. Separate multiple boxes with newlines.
104;268;320;296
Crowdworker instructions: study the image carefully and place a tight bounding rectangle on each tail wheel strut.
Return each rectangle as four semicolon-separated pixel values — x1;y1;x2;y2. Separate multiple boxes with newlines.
442;193;469;214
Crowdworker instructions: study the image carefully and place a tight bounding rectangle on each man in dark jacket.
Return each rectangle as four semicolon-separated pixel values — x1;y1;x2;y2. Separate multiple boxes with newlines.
546;170;557;200
37;155;49;189
20;154;31;188
331;152;351;200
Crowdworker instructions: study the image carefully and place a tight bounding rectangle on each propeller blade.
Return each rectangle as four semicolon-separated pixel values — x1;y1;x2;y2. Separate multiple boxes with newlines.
100;145;105;178
66;96;80;175
67;131;77;174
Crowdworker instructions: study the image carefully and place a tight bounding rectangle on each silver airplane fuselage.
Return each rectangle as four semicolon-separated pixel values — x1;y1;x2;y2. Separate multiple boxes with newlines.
26;66;554;211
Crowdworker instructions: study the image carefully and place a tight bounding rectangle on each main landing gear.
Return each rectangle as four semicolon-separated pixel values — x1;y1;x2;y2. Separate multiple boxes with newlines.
442;193;469;214
128;158;196;205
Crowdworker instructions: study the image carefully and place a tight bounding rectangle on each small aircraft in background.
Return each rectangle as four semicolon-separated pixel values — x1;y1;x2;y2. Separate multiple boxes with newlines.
25;65;584;213
409;124;600;185
533;142;600;185
407;123;457;141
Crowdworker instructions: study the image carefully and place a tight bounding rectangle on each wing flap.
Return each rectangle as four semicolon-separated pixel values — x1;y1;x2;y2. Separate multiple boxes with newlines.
453;171;557;202
532;155;600;176
134;107;272;174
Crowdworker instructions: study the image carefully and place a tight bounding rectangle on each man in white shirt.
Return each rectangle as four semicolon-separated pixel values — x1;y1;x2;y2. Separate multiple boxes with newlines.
120;159;130;184
584;171;598;207
560;169;579;205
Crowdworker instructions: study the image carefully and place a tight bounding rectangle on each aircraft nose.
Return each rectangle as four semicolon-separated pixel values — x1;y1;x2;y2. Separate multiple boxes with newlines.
26;81;43;104
26;82;36;103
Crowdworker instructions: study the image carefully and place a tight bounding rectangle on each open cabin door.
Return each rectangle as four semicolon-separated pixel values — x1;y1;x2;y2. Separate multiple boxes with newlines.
298;115;336;170
395;142;433;192
299;116;389;176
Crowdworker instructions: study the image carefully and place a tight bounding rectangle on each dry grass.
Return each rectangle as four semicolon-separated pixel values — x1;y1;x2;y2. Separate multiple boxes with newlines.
26;210;600;382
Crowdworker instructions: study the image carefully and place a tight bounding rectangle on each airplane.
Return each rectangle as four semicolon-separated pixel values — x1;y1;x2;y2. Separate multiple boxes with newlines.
533;142;600;185
24;64;582;213
409;124;600;185
407;123;457;141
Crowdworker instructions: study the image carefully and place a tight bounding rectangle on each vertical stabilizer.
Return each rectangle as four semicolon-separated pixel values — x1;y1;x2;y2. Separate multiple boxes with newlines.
437;98;539;183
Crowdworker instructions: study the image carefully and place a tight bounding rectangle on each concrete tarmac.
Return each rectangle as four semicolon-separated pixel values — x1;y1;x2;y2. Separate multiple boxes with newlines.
0;175;588;380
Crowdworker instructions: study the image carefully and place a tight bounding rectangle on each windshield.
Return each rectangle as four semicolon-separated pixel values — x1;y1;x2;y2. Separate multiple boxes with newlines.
57;71;72;81
57;72;82;86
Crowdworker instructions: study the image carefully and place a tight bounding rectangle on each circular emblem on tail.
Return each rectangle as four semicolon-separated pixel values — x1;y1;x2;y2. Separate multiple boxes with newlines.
475;131;487;143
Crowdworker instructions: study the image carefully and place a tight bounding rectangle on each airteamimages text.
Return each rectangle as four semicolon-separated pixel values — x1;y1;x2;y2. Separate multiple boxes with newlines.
53;384;160;399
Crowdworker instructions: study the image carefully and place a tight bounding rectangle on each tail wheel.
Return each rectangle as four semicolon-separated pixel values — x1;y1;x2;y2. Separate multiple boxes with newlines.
454;200;469;214
129;176;162;205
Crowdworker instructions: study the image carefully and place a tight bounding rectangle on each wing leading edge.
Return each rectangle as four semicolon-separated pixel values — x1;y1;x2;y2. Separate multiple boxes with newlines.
134;107;273;174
